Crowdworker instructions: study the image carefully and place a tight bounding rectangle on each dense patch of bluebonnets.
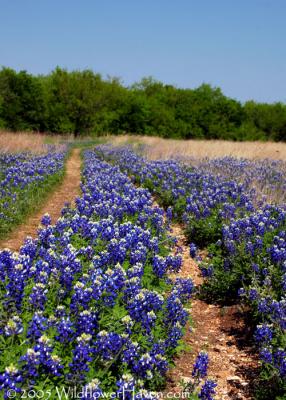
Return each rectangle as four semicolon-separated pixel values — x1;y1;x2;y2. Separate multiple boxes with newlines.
0;147;67;237
96;145;286;398
0;150;216;399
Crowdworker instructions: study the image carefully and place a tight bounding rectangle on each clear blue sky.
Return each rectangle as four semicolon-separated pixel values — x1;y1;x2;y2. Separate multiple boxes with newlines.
0;0;285;103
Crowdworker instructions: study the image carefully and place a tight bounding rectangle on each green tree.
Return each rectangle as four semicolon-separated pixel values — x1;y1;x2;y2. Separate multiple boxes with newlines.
0;67;45;131
0;66;286;141
243;101;286;141
44;67;106;136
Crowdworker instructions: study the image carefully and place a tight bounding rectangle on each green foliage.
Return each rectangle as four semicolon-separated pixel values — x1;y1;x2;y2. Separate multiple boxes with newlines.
0;67;286;140
0;68;45;131
200;224;286;304
199;248;250;303
185;213;222;247
244;101;286;141
254;373;286;400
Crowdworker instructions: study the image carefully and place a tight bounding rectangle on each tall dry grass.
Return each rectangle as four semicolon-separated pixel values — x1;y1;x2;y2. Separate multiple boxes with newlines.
2;131;286;160
110;135;286;160
0;131;64;153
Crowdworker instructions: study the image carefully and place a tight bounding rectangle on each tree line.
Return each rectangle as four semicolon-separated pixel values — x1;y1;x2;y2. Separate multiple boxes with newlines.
0;66;285;141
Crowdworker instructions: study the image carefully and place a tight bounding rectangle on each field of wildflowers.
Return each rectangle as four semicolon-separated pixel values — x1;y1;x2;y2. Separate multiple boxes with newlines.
96;144;286;399
2;141;286;399
0;146;67;239
0;149;216;400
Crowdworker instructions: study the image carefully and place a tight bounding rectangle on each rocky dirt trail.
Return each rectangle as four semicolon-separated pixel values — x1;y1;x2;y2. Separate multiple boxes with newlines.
0;148;82;252
166;223;260;400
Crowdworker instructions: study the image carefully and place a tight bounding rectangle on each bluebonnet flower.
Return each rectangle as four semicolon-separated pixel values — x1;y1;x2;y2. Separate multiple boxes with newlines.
132;346;168;379
190;243;197;258
60;266;75;291
82;379;103;399
274;349;286;377
199;379;217;400
153;353;168;375
94;331;125;361
121;315;135;335
249;288;258;301
201;266;214;278
165;295;189;326
172;278;194;303
45;355;63;377
35;270;49;285
251;263;260;273
76;309;98;335
259;346;273;364
41;213;52;226
238;288;246;297
165;322;184;348
124;277;142;301
70;282;93;313
29;283;48;310
152;255;168;278
21;336;63;381
69;333;93;380
128;289;164;330
5;262;26;310
4;316;23;336
133;353;154;379
257;298;270;314
0;365;23;399
55;305;66;318
121;340;140;367
126;263;144;280
116;374;136;400
34;335;53;364
254;324;273;344
102;265;126;306
27;312;48;341
166;206;173;222
55;317;75;343
166;255;182;273
192;352;209;379
20;348;40;384
130;245;148;265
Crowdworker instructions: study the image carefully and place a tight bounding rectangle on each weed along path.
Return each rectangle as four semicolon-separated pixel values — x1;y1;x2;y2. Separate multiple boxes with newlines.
166;224;259;400
0;148;82;252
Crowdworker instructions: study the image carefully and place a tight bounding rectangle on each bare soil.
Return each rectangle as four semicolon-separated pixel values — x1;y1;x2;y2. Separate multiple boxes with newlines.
0;148;82;252
166;224;260;400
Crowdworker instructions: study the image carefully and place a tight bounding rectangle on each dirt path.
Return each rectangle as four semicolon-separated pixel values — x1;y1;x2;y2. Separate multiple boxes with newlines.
0;148;82;252
166;224;259;400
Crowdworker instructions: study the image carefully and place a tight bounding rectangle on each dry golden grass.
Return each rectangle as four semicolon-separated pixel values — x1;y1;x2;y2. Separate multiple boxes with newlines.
2;131;286;160
0;131;65;153
110;135;286;160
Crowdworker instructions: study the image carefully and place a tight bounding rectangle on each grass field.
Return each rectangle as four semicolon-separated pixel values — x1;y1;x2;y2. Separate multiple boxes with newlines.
110;135;286;160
